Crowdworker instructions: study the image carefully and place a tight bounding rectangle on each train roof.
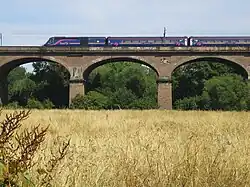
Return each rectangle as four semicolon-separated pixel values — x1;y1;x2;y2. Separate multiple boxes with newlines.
189;36;250;39
107;36;187;39
49;36;106;39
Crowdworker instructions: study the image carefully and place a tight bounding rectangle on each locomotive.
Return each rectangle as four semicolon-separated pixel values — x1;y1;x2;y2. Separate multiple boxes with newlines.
43;36;250;47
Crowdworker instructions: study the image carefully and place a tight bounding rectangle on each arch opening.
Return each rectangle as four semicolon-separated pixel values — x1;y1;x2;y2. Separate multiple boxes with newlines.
171;57;250;111
83;57;159;80
0;57;70;108
172;57;248;79
76;57;159;110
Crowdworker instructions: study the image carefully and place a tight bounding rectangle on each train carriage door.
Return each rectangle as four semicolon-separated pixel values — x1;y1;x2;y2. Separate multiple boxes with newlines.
80;37;89;46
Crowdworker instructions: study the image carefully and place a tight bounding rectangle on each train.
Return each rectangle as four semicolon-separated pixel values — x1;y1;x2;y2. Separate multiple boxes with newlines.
43;36;250;47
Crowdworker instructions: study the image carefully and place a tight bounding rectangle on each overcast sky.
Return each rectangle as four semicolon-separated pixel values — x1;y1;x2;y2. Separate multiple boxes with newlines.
1;0;250;71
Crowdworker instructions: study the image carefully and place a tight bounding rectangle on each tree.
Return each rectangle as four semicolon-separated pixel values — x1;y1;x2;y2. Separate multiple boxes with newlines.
200;74;249;110
172;61;245;102
30;61;70;107
85;62;158;109
8;67;37;106
9;78;37;106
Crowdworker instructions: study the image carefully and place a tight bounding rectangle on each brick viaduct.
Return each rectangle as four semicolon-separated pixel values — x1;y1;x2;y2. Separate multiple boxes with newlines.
0;46;250;109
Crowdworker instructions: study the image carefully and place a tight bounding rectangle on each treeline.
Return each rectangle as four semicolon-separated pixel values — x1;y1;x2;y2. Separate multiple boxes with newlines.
3;60;250;111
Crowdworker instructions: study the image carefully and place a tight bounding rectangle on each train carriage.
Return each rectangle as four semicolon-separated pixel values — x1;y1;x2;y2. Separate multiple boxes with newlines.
44;37;106;47
107;36;188;47
189;36;250;46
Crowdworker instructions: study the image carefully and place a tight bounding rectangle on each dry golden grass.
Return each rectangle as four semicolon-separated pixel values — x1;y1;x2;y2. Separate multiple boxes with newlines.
1;109;250;186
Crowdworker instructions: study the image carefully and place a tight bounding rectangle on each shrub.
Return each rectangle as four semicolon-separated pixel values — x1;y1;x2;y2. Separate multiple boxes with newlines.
42;99;55;109
70;91;110;109
26;98;44;109
4;102;21;109
174;96;201;110
0;109;70;186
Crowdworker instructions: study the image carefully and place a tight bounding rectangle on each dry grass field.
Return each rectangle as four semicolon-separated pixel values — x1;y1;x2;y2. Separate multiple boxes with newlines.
1;109;250;186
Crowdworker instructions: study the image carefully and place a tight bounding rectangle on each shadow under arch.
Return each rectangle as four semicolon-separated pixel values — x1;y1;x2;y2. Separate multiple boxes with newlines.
171;57;248;79
83;57;159;81
0;57;71;106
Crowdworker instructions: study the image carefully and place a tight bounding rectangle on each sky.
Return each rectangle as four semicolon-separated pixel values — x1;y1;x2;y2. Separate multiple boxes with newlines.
1;0;250;72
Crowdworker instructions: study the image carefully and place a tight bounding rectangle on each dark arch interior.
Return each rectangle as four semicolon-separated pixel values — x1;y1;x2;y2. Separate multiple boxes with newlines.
0;57;70;107
83;57;159;80
172;57;248;79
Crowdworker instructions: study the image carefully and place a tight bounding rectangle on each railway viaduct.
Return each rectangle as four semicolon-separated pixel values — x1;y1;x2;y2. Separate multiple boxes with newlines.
0;46;250;109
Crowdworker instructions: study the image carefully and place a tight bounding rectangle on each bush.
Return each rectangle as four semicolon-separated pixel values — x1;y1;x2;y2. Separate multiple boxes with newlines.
4;102;21;109
129;97;158;109
70;91;110;109
42;99;55;109
26;98;44;109
174;96;201;110
0;109;71;186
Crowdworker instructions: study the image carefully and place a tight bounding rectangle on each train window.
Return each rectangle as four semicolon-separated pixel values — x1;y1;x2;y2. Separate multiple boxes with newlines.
47;38;54;44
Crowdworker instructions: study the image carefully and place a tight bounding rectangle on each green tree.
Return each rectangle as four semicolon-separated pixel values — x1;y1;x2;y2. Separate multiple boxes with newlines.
7;67;37;106
200;74;249;110
172;61;246;102
85;62;157;109
30;61;70;107
9;78;37;106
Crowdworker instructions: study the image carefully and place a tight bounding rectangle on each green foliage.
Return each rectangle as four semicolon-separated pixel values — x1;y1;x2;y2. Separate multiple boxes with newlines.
5;102;20;109
42;99;55;109
26;98;44;109
30;62;70;108
129;97;158;109
8;67;37;106
9;78;37;105
26;98;55;109
172;61;245;101
85;62;158;109
172;61;249;111
70;91;110;109
200;74;249;111
174;96;201;110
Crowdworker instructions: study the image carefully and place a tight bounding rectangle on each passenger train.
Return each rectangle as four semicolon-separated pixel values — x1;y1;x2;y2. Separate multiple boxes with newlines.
43;36;250;47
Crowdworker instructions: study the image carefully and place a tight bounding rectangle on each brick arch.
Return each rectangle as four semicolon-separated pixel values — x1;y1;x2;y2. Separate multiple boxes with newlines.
0;56;71;105
0;56;71;76
83;56;159;80
170;56;249;79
